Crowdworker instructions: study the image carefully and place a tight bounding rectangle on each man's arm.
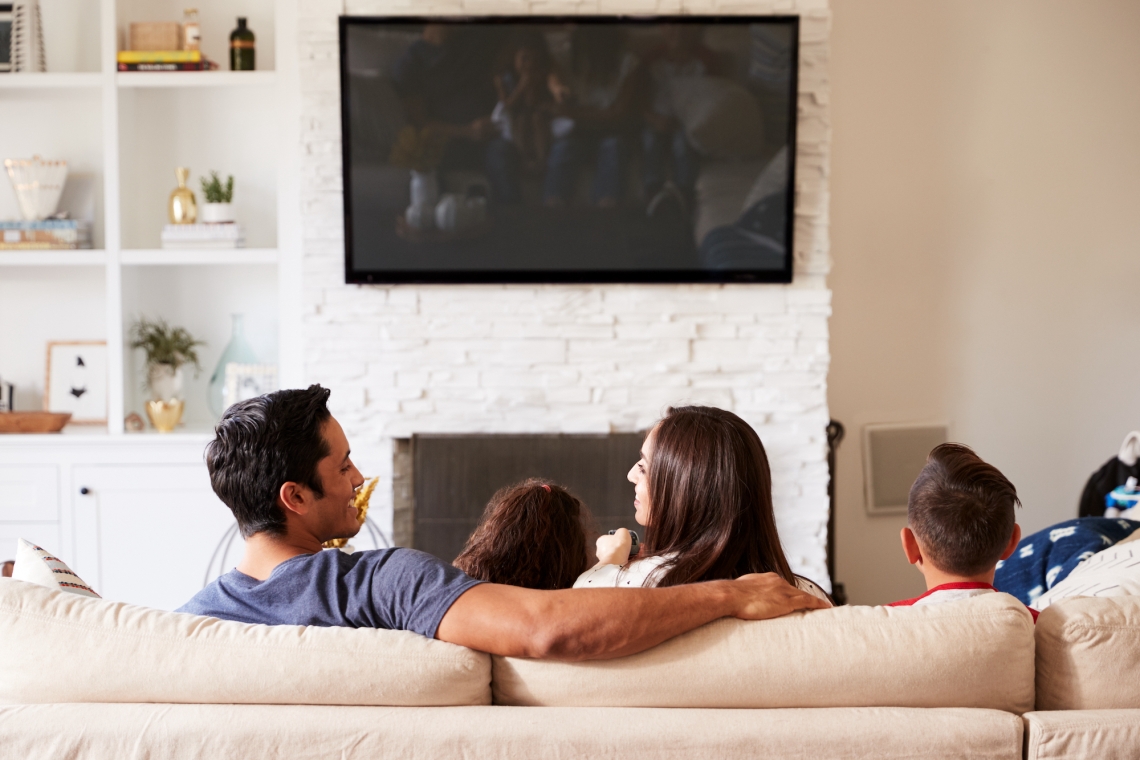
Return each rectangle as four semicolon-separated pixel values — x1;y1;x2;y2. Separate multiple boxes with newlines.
435;572;827;661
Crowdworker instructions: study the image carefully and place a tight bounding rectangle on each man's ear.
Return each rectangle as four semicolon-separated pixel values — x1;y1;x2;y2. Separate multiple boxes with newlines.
999;523;1022;561
900;527;924;567
278;481;311;517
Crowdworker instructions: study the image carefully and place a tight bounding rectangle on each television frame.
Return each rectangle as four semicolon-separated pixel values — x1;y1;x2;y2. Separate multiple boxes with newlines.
340;14;800;285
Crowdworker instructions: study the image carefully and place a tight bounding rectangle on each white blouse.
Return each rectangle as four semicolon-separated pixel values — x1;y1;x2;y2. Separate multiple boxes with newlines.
573;553;832;604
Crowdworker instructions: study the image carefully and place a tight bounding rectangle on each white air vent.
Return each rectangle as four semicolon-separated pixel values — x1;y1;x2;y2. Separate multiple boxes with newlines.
862;423;949;515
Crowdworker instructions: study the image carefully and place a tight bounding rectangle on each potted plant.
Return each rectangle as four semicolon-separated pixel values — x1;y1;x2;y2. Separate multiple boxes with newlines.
129;317;204;432
199;171;235;223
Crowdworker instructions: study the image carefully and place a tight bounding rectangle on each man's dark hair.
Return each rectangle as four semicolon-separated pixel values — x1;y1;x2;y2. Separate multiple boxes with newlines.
205;385;332;538
908;443;1021;577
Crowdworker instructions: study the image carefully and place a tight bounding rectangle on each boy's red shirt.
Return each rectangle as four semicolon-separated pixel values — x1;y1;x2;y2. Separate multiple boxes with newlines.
887;581;1039;622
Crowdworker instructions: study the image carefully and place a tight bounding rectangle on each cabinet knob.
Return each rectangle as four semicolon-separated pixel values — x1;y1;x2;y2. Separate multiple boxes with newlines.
79;487;90;495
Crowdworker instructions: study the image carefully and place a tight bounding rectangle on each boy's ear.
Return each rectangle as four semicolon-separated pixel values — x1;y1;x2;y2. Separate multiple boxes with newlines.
999;523;1023;561
900;527;924;567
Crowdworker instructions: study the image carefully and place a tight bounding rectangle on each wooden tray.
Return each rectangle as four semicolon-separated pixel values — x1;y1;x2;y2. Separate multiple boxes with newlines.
0;412;73;433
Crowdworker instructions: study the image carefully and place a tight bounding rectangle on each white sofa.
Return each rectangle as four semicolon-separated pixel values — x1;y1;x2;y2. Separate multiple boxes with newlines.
0;578;1137;759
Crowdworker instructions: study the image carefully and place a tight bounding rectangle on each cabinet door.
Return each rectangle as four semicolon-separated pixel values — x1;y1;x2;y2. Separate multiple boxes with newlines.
0;466;59;522
72;464;240;611
0;523;62;565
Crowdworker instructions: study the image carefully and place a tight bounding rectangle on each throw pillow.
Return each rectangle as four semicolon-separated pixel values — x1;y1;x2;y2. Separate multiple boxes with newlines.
11;538;100;598
669;76;765;160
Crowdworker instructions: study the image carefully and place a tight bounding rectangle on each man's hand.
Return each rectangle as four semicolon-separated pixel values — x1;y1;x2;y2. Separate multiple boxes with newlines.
728;573;831;620
595;528;632;566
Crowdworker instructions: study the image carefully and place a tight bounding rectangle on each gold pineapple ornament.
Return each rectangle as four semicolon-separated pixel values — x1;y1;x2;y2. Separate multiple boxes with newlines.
323;477;379;551
168;167;198;224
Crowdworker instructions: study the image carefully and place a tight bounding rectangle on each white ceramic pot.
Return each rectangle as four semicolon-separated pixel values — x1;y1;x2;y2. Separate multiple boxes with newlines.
410;170;439;209
201;202;235;224
147;364;184;402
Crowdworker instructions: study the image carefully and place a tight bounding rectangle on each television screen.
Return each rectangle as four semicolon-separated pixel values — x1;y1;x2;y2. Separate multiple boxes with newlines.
340;16;798;283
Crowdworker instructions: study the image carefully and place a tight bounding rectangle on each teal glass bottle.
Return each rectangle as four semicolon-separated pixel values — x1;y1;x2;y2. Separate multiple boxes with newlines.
207;314;259;417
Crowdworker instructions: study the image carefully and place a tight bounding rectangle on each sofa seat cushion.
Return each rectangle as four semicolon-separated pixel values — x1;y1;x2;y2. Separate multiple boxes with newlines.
494;592;1035;712
1024;710;1140;760
0;578;491;706
1036;596;1140;710
0;704;1024;760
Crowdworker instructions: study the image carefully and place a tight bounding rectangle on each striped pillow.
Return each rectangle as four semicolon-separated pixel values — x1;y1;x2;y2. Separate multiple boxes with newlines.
12;539;100;598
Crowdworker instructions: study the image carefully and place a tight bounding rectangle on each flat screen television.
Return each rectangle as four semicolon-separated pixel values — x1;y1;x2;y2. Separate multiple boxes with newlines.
340;16;798;284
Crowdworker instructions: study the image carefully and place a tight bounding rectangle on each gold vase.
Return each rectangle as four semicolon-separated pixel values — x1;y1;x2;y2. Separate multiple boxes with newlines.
168;167;197;224
145;398;185;433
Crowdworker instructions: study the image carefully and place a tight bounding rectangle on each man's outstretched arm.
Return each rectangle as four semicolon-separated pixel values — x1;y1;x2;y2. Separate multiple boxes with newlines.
435;572;828;661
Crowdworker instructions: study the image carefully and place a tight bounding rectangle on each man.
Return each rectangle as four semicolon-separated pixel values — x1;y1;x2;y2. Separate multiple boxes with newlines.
179;386;827;661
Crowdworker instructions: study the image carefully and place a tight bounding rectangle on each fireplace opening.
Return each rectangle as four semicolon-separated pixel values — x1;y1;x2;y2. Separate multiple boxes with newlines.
394;433;644;563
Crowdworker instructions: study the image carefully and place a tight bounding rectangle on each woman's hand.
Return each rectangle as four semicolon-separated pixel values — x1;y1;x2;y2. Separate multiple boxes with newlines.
595;528;633;566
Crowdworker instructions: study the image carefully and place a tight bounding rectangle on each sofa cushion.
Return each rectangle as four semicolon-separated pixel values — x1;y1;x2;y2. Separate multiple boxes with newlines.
12;539;99;598
1036;595;1140;710
493;592;1035;712
0;704;1025;760
1024;710;1140;760
0;578;491;706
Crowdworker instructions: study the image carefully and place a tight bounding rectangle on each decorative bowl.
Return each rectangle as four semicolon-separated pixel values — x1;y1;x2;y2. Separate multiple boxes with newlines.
0;412;72;434
4;155;69;221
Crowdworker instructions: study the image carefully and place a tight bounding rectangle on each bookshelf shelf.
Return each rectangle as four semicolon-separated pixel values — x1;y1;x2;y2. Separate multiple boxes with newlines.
0;250;107;266
0;0;299;437
116;71;277;89
120;248;278;265
0;73;105;90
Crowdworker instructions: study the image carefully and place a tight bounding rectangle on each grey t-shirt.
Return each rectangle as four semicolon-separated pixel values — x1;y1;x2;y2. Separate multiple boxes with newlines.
177;547;482;639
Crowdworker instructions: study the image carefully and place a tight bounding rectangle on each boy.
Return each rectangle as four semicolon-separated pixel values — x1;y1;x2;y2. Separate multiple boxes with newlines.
888;443;1038;622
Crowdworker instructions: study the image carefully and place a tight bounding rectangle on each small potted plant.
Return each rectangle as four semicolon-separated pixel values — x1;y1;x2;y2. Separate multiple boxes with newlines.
129;317;204;432
199;171;235;223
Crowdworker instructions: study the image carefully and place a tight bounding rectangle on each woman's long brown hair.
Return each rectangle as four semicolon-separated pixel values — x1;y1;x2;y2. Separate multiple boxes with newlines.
642;406;796;587
453;479;590;590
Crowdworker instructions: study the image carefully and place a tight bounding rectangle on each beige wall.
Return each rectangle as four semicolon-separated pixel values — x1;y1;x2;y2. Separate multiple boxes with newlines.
829;0;1140;604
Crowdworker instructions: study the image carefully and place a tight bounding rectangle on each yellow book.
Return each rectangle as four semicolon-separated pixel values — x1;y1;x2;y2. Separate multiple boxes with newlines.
116;50;201;64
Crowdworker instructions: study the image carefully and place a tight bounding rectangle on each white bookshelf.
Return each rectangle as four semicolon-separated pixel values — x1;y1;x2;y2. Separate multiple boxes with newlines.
0;0;300;437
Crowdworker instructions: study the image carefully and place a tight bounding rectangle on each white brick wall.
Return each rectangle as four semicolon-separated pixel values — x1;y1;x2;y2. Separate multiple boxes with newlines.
298;0;833;588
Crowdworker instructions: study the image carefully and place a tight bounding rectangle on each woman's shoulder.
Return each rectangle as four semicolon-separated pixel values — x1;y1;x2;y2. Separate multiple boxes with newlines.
795;576;833;605
572;553;673;589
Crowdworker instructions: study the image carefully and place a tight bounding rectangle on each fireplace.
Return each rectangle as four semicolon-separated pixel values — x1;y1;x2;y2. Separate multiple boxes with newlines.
394;433;644;562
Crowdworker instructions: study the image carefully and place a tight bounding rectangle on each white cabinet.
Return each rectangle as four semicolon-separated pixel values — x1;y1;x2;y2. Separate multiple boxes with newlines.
72;464;237;611
0;466;59;522
0;436;240;610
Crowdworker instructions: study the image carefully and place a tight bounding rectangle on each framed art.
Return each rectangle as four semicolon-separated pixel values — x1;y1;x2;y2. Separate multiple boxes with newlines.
223;363;278;412
45;341;108;424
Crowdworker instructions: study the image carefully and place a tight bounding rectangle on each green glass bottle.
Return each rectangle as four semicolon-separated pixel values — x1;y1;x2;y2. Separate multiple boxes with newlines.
229;17;255;71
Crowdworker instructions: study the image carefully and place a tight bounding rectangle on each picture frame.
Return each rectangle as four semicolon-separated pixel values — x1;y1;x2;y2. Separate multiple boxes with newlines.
223;363;278;412
45;341;108;424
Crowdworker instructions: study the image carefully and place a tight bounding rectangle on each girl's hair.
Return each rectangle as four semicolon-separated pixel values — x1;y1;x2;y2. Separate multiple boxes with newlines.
453;479;590;590
642;406;797;588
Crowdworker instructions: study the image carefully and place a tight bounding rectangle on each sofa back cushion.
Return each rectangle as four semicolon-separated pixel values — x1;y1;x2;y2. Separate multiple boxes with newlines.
1035;595;1140;710
493;592;1035;712
0;579;491;706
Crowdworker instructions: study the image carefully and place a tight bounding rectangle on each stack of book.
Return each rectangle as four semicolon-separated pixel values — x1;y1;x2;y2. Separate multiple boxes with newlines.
161;223;245;250
117;50;204;72
0;219;93;249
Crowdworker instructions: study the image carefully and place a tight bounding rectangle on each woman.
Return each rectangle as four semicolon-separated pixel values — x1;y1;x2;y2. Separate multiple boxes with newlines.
574;405;831;602
454;478;591;590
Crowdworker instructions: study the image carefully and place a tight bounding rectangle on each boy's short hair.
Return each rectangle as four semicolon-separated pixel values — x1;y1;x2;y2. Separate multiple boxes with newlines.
205;385;332;539
908;443;1021;577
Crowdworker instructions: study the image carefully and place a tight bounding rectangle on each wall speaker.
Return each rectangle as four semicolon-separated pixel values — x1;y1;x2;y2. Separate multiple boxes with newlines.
862;423;948;515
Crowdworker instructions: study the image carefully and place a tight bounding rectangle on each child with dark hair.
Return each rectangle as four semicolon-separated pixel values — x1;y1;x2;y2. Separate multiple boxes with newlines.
889;443;1037;621
453;479;591;590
